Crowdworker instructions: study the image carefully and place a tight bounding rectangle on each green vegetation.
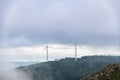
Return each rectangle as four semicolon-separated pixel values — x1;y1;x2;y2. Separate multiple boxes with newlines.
17;56;120;80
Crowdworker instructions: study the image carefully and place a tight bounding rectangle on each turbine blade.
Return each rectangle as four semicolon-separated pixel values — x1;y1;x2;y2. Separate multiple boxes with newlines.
78;45;82;48
43;47;47;51
48;46;54;48
70;43;76;47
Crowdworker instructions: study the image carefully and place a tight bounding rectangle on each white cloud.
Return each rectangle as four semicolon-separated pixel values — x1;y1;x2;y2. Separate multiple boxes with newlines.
0;44;120;61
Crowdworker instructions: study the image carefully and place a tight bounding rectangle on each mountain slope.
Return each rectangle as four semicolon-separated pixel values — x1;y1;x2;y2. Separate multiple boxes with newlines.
83;64;120;80
17;56;120;80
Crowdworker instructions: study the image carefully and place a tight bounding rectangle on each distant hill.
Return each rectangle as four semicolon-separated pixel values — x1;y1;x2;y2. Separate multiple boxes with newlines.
83;64;120;80
17;56;120;80
10;61;41;67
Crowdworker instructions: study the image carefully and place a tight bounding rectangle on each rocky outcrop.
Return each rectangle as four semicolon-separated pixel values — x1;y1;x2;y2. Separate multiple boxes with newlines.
83;64;120;80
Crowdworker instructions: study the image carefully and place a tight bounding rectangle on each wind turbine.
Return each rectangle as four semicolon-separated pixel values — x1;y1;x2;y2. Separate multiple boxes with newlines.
74;43;77;61
72;43;81;61
43;44;53;62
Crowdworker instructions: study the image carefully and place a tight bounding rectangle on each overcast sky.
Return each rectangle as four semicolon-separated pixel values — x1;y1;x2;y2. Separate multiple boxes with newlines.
1;0;120;47
0;0;120;61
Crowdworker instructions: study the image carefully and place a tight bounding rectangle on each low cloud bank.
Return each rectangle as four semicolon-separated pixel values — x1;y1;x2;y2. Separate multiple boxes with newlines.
0;61;31;80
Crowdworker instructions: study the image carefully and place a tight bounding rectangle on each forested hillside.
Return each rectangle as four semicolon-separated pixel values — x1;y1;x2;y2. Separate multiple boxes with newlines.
17;56;120;80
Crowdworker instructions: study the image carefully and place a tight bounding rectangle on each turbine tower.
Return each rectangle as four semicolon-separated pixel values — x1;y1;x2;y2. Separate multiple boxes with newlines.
74;43;77;61
43;44;52;62
46;45;48;62
73;43;81;61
